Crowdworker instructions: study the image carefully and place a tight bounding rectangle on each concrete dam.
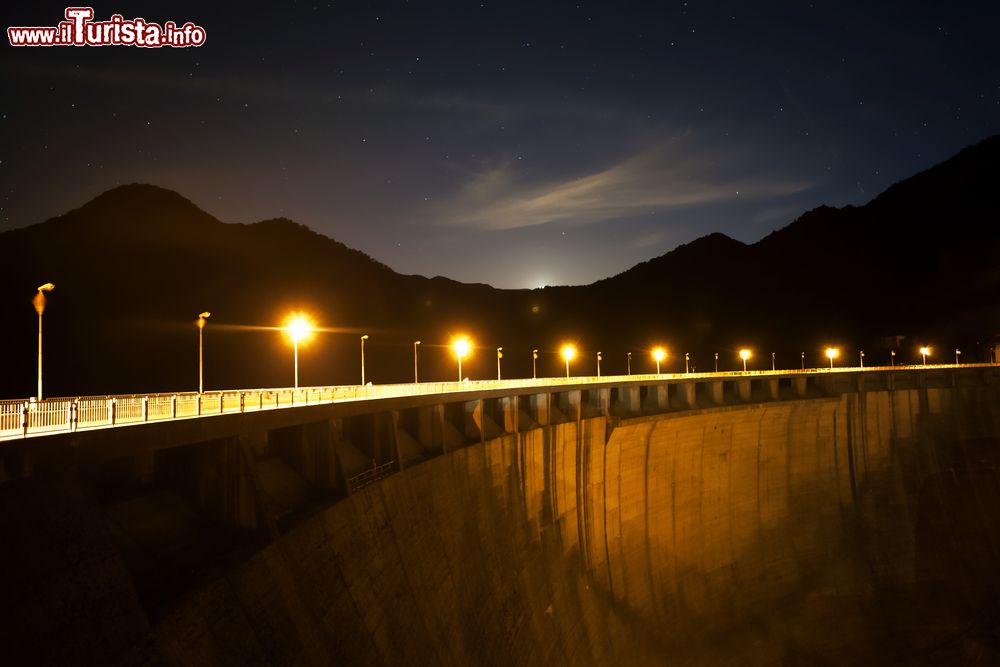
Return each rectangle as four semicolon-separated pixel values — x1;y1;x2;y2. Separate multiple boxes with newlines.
2;368;1000;664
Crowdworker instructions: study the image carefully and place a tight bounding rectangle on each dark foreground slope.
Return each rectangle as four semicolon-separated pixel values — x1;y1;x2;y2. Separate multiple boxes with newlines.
1;137;999;398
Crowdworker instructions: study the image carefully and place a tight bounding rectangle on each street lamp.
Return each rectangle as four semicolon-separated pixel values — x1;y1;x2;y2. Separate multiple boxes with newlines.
497;347;503;380
33;282;55;400
452;335;472;381
825;347;839;369
860;350;865;368
955;348;961;365
739;348;752;372
413;341;421;383
653;347;667;375
714;352;719;372
801;351;805;370
771;352;776;371
561;344;577;377
891;350;896;367
197;311;211;393
627;352;632;376
919;346;930;365
360;335;369;385
284;313;314;388
532;349;538;379
597;351;602;377
685;352;690;374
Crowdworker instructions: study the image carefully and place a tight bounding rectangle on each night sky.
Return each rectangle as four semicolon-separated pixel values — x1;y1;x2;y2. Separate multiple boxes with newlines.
3;1;999;287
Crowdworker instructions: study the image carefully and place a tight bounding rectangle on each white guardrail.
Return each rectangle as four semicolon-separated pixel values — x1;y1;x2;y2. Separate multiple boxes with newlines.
0;364;987;441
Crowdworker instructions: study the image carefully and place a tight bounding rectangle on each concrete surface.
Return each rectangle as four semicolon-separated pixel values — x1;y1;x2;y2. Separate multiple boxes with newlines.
2;382;1000;664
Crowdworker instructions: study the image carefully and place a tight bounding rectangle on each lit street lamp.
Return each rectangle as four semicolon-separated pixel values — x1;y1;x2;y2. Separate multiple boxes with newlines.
597;351;602;377
891;350;896;367
452;336;472;381
284;313;314;388
739;348;752;373
497;347;503;380
771;352;776;371
532;349;538;379
653;347;666;375
825;347;840;369
360;335;369;385
413;340;421;383
33;282;55;400
919;346;930;365
561;344;577;377
627;352;632;376
685;352;690;373
801;351;805;370
955;348;961;365
860;350;865;368
714;352;719;372
197;311;211;393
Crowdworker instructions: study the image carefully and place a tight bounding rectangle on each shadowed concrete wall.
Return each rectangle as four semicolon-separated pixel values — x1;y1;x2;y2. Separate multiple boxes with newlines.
3;383;1000;664
136;385;1000;664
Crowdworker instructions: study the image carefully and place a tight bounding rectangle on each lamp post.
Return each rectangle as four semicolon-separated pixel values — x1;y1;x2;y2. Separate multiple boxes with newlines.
33;282;55;400
955;348;961;365
452;336;471;382
919;346;930;366
360;335;369;385
497;347;503;380
825;347;839;369
739;349;751;372
860;350;865;368
771;352;776;371
285;314;313;389
597;351;602;377
561;344;577;378
891;350;896;367
413;341;421;383
197;311;211;394
684;352;690;374
653;348;666;375
714;352;719;373
801;351;805;370
532;349;538;379
627;352;632;376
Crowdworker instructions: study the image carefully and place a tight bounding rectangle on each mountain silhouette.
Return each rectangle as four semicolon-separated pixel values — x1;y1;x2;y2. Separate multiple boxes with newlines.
2;136;999;398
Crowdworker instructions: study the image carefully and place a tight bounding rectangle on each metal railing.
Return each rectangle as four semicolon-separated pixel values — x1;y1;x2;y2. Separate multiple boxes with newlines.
347;461;398;494
0;362;989;441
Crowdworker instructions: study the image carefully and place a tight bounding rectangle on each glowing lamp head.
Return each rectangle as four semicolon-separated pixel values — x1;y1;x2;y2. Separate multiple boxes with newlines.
452;335;472;359
739;349;752;361
561;344;577;362
285;313;314;343
197;311;211;328
919;346;931;357
37;283;55;292
825;347;840;360
653;347;667;363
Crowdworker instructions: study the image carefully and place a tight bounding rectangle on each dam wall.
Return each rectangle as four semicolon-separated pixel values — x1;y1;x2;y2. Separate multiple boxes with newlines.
3;379;1000;664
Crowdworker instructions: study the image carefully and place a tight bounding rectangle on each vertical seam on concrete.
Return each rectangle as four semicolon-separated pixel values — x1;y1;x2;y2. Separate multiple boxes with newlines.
642;421;658;617
845;397;858;502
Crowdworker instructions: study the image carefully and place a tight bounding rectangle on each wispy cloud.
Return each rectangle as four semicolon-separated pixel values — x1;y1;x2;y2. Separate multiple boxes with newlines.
434;134;815;230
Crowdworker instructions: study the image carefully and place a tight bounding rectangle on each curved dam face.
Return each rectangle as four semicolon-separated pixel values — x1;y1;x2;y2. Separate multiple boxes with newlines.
3;380;1000;664
148;385;1000;664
